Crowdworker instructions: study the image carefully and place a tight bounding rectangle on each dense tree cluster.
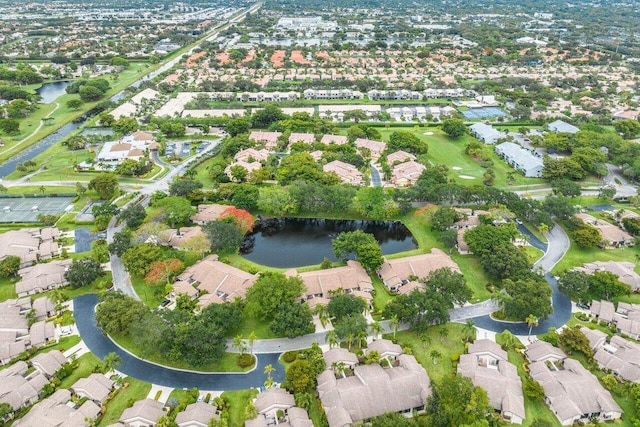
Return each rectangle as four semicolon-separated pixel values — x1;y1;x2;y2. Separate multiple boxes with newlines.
383;268;471;330
332;230;383;271
558;270;630;302
244;272;315;338
64;258;104;289
96;291;241;367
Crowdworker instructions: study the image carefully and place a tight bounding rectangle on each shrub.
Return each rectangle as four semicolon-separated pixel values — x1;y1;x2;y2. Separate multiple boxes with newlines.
237;353;255;368
282;351;299;363
451;353;460;362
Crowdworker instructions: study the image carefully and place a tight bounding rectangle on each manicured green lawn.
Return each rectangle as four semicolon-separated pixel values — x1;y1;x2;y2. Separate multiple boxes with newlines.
0;276;18;302
130;275;164;309
371;275;393;313
110;331;253;372
59;352;103;389
221;389;258;427
98;377;152;427
392;323;467;384
374;127;544;188
231;314;277;340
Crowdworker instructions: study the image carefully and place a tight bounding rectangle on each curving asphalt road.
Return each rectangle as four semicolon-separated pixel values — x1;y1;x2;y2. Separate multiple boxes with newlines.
74;294;284;389
472;222;572;335
75;222;573;388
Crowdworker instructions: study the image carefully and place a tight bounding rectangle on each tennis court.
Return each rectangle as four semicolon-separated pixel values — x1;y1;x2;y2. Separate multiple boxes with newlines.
0;196;74;223
462;107;508;119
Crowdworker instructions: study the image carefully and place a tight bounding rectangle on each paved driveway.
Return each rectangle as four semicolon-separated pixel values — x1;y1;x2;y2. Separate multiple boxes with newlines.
75;294;284;389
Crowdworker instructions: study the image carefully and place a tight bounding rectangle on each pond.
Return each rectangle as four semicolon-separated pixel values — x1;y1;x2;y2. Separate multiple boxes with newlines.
241;217;417;268
36;81;71;104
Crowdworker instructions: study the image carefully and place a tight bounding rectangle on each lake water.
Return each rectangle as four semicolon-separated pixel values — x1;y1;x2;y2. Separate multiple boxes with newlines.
241;217;417;268
36;81;71;104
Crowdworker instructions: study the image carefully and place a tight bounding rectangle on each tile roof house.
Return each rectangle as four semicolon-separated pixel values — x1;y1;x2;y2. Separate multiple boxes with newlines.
317;343;431;427
495;142;544;178
575;213;634;248
245;388;312;427
71;373;114;404
590;300;616;323
591;333;640;383
175;401;219;427
234;148;270;163
32;297;56;320
159;226;208;250
0;362;48;410
366;339;403;363
386;150;416;165
323;160;364;185
323;348;359;370
288;133;316;144
173;254;258;307
31;350;68;378
29;320;56;348
320;134;348;145
249;131;282;150
469;123;503;145
390;160;426;187
574;260;640;291
526;340;622;425
119;398;166;427
16;259;72;297
0;227;60;268
547;120;580;134
354;138;386;160
458;340;525;424
13;388;101;427
377;248;461;292
591;301;640;340
191;204;233;225
291;260;373;304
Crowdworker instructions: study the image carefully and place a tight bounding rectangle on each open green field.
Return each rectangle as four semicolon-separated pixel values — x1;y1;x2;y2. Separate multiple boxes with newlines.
552;239;640;275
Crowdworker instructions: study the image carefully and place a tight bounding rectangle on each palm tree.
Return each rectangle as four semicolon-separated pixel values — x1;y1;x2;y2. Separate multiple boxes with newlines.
438;326;449;343
526;314;539;337
539;223;549;235
346;332;356;351
103;352;121;375
247;331;257;355
263;364;276;388
420;332;432;349
233;335;247;355
389;315;399;340
430;349;442;365
463;319;476;343
356;329;368;348
331;361;347;378
325;330;338;349
496;330;519;351
369;321;383;340
314;305;330;328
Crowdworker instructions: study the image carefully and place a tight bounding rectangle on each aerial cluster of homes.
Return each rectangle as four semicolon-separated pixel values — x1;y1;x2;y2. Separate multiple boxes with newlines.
1;345;224;427
244;333;630;427
221;130;426;187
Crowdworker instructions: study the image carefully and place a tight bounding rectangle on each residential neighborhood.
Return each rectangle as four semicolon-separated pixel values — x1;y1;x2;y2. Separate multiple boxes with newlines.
1;0;640;426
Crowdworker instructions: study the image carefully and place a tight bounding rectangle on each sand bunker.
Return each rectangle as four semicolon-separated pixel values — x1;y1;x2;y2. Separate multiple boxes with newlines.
458;175;475;180
451;167;462;171
423;131;434;135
